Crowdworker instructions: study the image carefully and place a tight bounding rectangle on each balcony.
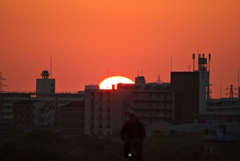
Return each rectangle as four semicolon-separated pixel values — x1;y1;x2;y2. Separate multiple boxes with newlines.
13;117;32;121
1;103;13;106
1;109;12;112
1;115;13;119
137;113;172;118
38;122;51;126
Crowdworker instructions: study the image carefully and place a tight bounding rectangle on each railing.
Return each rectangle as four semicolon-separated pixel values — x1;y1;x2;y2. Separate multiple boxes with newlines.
1;115;13;118
137;113;172;117
202;135;240;141
0;91;84;95
0;91;35;94
1;109;12;112
38;122;50;126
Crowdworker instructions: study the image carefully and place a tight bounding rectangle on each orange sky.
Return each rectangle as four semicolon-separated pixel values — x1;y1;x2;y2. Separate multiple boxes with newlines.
0;0;240;98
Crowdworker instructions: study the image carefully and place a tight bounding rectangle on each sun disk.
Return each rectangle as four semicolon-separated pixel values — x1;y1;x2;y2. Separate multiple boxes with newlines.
99;76;134;89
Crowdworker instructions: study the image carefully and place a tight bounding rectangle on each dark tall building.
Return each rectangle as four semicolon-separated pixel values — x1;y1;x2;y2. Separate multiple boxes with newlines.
171;54;211;123
171;72;200;122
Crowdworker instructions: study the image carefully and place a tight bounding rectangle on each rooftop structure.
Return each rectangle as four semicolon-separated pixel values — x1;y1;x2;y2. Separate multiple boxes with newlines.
36;70;55;94
59;101;85;135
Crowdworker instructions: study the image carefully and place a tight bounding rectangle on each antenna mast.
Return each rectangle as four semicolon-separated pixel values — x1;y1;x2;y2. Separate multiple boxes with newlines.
238;67;239;88
208;54;211;72
50;57;52;78
220;82;222;98
192;53;195;71
0;71;8;92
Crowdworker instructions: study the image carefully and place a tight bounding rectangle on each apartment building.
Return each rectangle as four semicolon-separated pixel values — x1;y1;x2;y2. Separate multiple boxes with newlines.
201;91;240;122
84;76;175;136
12;100;55;134
59;101;85;135
0;92;34;126
0;70;84;134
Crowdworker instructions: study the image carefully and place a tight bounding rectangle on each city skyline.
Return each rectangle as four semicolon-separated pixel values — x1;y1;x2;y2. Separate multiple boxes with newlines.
1;0;240;98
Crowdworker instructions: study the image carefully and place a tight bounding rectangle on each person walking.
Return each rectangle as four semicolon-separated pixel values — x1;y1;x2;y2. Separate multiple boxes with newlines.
120;114;146;161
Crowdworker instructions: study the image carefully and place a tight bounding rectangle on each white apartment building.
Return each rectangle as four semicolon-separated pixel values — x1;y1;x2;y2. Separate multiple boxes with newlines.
0;70;84;134
84;76;175;136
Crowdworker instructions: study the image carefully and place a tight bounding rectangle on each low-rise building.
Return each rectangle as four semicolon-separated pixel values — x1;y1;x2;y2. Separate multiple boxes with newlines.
201;95;240;122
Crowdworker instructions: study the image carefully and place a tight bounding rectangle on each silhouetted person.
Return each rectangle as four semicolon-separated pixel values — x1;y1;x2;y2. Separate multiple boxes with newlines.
120;114;146;161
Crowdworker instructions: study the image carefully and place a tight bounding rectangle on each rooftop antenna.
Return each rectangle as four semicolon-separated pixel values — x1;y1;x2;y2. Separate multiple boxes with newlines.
0;71;8;92
220;82;222;98
238;67;239;88
208;54;211;72
192;53;195;71
50;57;52;78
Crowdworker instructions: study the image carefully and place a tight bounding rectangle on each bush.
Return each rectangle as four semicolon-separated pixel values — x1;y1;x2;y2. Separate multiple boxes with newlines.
24;130;58;143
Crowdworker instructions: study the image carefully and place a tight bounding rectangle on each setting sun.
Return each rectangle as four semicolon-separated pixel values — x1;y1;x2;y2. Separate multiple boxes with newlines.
99;76;134;89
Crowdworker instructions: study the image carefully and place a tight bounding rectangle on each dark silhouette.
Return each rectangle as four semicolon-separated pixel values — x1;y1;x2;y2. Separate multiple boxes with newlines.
120;114;146;161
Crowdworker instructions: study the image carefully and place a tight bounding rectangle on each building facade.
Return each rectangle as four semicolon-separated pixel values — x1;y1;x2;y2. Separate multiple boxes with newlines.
201;96;240;122
59;101;85;135
170;54;210;123
13;100;55;134
0;92;34;127
0;70;84;134
84;77;175;136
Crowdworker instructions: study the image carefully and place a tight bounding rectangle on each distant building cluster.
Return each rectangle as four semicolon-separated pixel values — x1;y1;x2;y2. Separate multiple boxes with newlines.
1;55;240;135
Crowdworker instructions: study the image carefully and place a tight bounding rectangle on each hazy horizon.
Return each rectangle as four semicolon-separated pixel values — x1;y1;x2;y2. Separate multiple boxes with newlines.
1;0;240;98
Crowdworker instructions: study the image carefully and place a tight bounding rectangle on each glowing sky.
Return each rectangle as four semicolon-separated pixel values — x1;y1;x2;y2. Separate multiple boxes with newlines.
0;0;240;98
